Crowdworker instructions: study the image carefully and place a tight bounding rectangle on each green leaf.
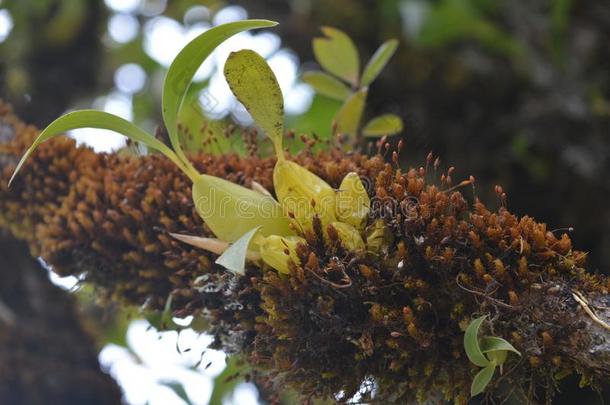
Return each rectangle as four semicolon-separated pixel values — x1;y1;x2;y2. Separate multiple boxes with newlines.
160;382;194;405
146;294;181;331
163;19;277;165
9;110;191;186
486;349;508;366
471;364;496;397
334;88;367;136
480;336;521;355
192;174;294;243
313;26;360;86
464;315;491;367
215;227;261;275
361;39;399;86
209;356;250;405
224;49;285;155
362;114;403;137
302;71;352;101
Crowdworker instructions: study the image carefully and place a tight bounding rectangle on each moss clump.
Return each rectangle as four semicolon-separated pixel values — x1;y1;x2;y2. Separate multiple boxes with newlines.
1;104;608;403
248;161;608;403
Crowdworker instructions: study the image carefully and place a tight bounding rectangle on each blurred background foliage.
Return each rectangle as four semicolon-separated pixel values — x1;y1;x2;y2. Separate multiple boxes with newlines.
0;0;609;403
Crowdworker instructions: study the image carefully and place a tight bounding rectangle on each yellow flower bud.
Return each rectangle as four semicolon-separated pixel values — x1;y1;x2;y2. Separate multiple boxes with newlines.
273;160;336;231
336;172;370;229
259;235;305;274
366;219;394;252
329;221;365;252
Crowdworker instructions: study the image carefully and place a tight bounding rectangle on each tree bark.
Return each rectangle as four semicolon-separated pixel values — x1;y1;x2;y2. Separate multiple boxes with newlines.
0;232;122;405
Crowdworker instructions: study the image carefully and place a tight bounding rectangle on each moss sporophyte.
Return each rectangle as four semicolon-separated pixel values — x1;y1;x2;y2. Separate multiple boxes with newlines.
8;20;375;276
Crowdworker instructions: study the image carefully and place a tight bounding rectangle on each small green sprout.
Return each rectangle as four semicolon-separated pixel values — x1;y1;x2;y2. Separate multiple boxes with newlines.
302;26;403;140
464;315;521;397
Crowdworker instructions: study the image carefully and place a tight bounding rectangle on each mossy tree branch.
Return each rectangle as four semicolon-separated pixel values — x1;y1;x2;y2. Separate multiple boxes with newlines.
0;104;608;403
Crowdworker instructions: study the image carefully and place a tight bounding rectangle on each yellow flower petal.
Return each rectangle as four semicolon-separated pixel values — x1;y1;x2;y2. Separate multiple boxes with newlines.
273;160;336;231
336;172;370;229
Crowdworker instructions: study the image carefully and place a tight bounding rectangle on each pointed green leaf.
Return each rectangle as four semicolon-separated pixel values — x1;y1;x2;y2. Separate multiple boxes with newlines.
215;227;261;275
302;71;352;101
163;19;277;164
334;88;367;136
313;26;360;86
224;49;285;154
471;364;496;397
480;336;521;358
362;114;404;137
361;39;399;86
9;110;190;186
192;174;294;243
464;315;491;367
146;294;181;331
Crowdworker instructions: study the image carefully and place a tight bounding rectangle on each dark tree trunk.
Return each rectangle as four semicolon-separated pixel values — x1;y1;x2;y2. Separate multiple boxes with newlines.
0;233;122;405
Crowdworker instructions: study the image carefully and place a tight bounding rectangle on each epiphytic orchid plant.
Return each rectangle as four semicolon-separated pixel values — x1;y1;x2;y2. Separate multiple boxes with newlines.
10;19;377;276
218;47;373;274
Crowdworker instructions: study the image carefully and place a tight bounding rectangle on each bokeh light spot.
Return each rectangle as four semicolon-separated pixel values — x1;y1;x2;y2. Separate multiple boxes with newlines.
184;5;210;26
105;0;141;13
0;9;13;43
143;16;184;67
115;63;147;94
108;13;140;44
212;5;248;26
